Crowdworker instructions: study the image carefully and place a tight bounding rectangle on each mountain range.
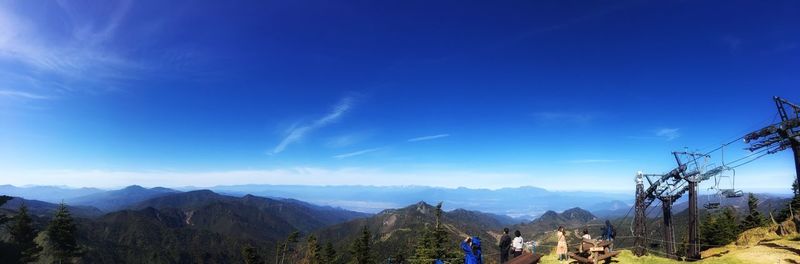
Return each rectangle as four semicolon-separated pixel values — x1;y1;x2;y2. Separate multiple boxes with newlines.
1;184;634;219
315;201;513;261
1;183;790;263
202;184;633;218
1;188;371;263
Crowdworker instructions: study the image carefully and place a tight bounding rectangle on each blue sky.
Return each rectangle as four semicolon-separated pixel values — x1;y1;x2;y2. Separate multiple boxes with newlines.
0;0;798;191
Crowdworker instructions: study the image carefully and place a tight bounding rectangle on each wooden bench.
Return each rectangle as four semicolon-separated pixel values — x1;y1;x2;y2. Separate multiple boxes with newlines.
507;252;543;264
567;239;620;264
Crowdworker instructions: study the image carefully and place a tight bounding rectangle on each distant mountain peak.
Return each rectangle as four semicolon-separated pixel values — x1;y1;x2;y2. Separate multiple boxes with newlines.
414;201;434;214
540;210;559;218
560;207;596;222
123;185;146;190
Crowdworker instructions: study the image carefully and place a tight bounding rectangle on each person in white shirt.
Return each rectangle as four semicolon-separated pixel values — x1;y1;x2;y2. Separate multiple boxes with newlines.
579;228;592;253
511;230;524;258
581;228;591;240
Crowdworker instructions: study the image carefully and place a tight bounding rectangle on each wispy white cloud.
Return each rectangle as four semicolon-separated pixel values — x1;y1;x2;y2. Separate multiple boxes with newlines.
0;90;51;100
0;1;140;95
333;148;382;159
326;132;372;148
407;134;450;142
532;112;596;124
566;159;621;164
271;96;355;154
656;128;680;141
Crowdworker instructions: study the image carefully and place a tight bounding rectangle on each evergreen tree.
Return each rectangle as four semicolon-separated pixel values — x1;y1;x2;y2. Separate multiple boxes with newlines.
9;203;41;263
740;193;767;230
242;244;261;264
323;242;339;264
301;235;323;264
0;195;16;264
432;202;447;258
412;202;452;263
700;207;739;250
0;195;10;225
41;203;83;263
778;181;800;222
275;242;285;264
278;231;300;264
412;226;436;263
349;226;373;264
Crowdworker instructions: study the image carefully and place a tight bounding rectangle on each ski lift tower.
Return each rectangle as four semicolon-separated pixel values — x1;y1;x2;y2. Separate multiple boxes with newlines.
633;166;685;257
672;151;708;261
634;172;646;257
744;97;800;194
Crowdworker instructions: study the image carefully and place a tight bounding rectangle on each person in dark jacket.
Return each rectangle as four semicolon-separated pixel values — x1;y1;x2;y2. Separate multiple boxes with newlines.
602;220;616;250
498;227;512;263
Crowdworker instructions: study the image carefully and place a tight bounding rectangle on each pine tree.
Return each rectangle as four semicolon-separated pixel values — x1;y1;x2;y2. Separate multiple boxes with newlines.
9;203;41;263
0;195;16;264
779;181;800;222
0;196;10;224
700;207;739;250
242;244;261;264
278;231;300;264
349;226;373;264
740;193;767;230
301;235;323;264
432;202;448;259
41;203;82;264
412;226;436;263
413;202;452;263
275;242;285;264
323;242;338;264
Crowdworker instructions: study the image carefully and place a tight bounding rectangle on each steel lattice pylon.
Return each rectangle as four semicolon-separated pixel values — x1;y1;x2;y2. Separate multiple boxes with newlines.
633;96;800;261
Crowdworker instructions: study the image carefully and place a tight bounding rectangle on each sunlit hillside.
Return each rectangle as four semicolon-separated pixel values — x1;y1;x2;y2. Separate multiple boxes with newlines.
531;224;800;264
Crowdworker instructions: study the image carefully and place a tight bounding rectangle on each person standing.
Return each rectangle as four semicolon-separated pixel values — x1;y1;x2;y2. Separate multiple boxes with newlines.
461;236;482;264
461;236;478;264
511;230;524;258
556;226;568;264
498;228;512;263
602;220;616;250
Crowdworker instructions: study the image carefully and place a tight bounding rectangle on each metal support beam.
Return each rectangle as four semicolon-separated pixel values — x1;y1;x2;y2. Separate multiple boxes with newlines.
634;172;646;257
686;179;700;260
673;151;705;261
660;195;676;259
775;97;800;191
793;145;800;195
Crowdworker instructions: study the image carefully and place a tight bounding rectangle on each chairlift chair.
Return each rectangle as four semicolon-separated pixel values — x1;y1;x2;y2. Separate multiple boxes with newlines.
719;168;743;198
717;147;745;199
720;189;744;198
704;202;720;210
704;186;722;210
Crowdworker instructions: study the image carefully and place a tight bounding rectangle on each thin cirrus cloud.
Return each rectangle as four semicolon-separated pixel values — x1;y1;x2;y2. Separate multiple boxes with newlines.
407;134;450;142
271;96;355;154
332;148;383;159
655;128;680;141
531;112;596;124
0;90;51;100
0;0;141;95
567;159;621;164
329;133;448;160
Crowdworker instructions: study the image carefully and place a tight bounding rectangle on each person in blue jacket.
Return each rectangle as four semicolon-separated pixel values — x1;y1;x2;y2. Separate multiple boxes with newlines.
461;236;483;264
